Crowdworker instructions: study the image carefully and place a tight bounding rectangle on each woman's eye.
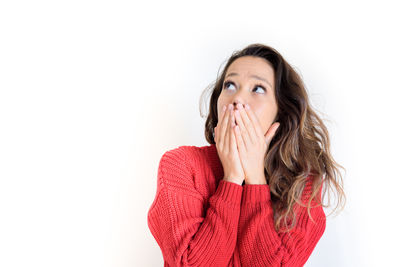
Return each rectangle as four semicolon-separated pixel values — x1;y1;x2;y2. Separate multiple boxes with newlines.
223;81;235;91
254;85;266;94
223;81;266;94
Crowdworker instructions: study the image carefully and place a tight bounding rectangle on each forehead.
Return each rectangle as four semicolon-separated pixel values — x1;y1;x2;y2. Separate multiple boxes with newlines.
226;56;274;79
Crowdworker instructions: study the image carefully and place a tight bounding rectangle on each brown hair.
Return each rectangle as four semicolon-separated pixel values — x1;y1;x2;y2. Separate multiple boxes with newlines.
200;43;346;232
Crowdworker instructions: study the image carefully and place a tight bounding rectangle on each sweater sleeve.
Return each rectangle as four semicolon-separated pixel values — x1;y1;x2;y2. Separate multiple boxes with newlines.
147;147;243;267
238;177;326;267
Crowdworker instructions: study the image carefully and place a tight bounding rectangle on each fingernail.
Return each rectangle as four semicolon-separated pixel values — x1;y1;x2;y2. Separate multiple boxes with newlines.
238;103;243;109
245;104;250;110
223;105;226;111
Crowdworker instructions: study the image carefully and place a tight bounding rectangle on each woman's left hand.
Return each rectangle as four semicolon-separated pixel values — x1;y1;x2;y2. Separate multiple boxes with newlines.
233;103;280;185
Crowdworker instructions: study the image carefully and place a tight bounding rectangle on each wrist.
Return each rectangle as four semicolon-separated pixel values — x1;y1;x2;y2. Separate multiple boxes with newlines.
245;180;267;185
245;173;267;185
223;176;244;185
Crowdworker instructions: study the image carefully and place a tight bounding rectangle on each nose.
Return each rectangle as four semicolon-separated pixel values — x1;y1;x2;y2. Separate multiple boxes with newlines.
233;102;242;110
232;93;246;110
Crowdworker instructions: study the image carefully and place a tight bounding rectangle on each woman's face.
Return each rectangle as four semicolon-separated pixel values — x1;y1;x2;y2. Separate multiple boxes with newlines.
217;56;278;135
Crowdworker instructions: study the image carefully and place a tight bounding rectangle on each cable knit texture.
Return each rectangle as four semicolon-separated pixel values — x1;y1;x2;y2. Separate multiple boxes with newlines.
147;144;326;267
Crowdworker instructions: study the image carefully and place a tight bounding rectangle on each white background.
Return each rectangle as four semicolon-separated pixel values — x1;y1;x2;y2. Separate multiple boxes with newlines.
1;0;399;266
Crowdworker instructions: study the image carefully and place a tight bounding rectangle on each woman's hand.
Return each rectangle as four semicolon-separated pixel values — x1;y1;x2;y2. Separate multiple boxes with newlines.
233;103;280;185
214;104;245;185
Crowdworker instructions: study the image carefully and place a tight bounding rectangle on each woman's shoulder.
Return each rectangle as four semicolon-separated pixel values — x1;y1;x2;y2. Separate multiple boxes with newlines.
157;144;219;198
160;143;218;168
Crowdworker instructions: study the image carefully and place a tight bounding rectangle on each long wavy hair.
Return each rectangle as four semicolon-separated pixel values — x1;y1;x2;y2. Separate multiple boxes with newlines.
200;43;346;232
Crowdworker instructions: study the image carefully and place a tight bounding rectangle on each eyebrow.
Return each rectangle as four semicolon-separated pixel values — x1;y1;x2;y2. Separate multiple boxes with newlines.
225;72;272;89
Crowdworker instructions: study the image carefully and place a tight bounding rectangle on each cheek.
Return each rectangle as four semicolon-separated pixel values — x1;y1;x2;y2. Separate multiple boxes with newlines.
217;99;228;116
217;102;223;117
216;99;221;117
254;109;275;132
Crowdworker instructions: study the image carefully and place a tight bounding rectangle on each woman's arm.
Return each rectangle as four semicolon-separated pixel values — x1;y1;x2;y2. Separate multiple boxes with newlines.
147;147;243;267
238;177;326;267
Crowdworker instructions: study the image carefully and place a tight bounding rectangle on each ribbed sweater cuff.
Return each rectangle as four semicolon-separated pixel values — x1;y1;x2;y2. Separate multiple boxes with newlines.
214;179;243;206
241;184;271;204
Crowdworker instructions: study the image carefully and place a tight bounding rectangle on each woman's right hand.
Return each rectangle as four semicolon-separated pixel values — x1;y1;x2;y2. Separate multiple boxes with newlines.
214;104;245;185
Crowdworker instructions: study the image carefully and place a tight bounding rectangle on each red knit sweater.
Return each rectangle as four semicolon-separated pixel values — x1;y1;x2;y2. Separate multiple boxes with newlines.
147;144;326;267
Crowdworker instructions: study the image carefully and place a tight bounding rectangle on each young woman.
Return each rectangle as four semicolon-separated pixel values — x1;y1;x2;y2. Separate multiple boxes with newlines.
147;43;345;267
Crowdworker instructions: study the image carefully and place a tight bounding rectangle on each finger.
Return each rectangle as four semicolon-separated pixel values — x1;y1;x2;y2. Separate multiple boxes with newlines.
264;122;280;144
229;116;237;154
244;104;264;139
234;123;246;155
233;108;251;149
215;105;226;144
224;108;233;150
237;104;259;143
218;104;226;122
219;105;230;147
217;104;227;131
